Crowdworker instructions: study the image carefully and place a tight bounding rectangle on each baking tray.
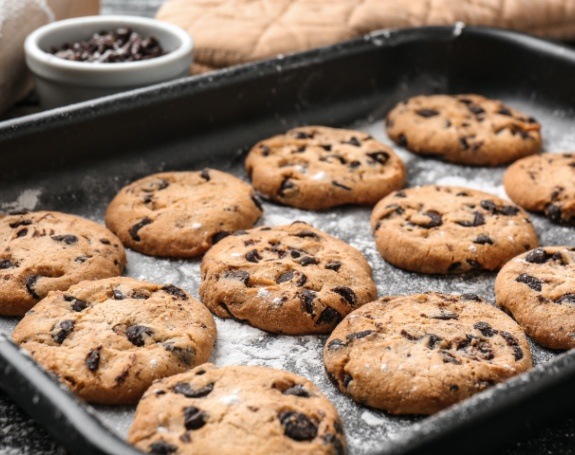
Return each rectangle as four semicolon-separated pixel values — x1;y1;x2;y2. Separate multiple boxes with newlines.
1;26;575;455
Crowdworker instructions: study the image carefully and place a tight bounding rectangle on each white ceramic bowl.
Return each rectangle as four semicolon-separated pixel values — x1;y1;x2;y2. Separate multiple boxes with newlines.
25;15;193;109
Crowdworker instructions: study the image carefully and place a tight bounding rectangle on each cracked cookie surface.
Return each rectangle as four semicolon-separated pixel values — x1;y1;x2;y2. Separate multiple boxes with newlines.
323;292;532;415
12;277;216;405
128;363;346;455
0;210;126;316
386;94;541;166
495;246;575;349
370;186;538;274
504;153;575;225
199;222;377;334
105;169;262;257
245;126;406;210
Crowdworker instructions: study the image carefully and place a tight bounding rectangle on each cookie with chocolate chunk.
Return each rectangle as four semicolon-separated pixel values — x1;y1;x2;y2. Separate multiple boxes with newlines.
12;277;216;405
371;186;538;274
503;153;575;225
0;210;126;316
245;126;406;210
199;222;377;334
495;246;575;350
386;94;541;166
105;169;262;257
128;363;346;455
323;292;532;414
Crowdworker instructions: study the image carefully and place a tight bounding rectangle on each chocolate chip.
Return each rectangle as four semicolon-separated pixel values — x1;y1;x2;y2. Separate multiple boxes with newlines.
277;270;295;283
332;286;357;306
129;217;152;241
113;289;126;300
343;137;361;147
126;325;154;347
296;274;307;287
8;220;32;228
545;204;562;223
480;200;519;216
283;385;310;398
468;104;485;116
162;284;188;300
500;331;523;360
163;343;195;366
327;339;346;350
294;230;319;239
427;334;442;349
298;256;319;266
401;330;422;341
85;347;101;371
251;195;263;211
432;310;458;320
420;210;442;228
467;259;480;269
461;293;481;302
460;137;470;150
397;134;408;147
173;382;214;398
473;234;494;245
343;374;353;388
183;406;208;430
316;307;341;326
16;228;28;238
366;151;390;165
332;181;352;191
448;262;462;273
260;145;270;156
51;235;78;245
149;441;177;455
456;212;485;227
557;294;575;304
0;259;14;269
211;231;230;244
294;131;313;139
278;178;296;197
64;295;88;312
416;109;439;118
279;412;317;441
25;275;40;299
349;160;361;168
498;107;512;116
395;190;407;198
245;249;261;263
223;270;250;286
515;273;542;291
346;330;373;340
200;169;210;181
321;144;332;151
474;322;495;337
53;320;75;344
299;289;316;315
525;248;551;263
325;261;342;272
441;350;461;365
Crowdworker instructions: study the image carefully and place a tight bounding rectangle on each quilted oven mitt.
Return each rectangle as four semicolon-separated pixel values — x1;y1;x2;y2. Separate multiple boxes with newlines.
157;0;575;73
0;0;99;114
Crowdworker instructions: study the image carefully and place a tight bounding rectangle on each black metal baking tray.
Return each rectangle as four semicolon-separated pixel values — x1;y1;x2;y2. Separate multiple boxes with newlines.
1;26;575;455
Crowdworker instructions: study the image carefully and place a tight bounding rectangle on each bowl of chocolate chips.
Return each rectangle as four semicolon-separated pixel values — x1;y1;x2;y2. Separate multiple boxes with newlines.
24;15;193;108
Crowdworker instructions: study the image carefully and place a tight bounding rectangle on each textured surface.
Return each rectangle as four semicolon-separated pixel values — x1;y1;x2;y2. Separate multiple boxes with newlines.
128;363;346;455
156;0;575;72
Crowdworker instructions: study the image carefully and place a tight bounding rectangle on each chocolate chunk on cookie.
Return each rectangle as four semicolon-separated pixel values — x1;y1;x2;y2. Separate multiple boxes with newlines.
371;186;538;274
199;222;377;334
495;246;575;349
128;364;345;455
386;94;541;166
0;211;126;316
105;170;262;257
503;153;575;226
323;292;532;414
12;277;216;404
245;126;405;210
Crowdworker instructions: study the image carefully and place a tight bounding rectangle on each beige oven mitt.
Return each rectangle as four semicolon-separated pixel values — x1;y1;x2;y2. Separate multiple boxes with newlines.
157;0;575;73
0;0;99;114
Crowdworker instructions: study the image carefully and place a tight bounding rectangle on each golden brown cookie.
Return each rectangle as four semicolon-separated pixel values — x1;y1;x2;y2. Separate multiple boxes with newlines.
323;292;532;415
371;186;539;274
199;222;377;334
386;94;541;166
495;246;575;350
245;126;406;210
503;153;575;225
128;363;346;455
0;210;126;316
12;277;216;405
105;169;262;257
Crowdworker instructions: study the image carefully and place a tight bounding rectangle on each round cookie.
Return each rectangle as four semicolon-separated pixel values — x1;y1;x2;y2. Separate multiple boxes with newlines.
199;222;377;334
12;277;216;405
105;169;262;257
495;246;575;350
128;363;346;455
385;94;541;166
0;210;126;316
323;292;532;415
245;126;406;210
503;153;575;225
371;186;538;274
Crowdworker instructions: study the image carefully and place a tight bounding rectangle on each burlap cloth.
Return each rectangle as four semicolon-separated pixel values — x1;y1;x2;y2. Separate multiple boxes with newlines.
156;0;575;73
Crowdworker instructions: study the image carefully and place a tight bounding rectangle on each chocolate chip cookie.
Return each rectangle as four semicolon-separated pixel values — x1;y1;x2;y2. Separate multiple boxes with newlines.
128;363;346;455
323;292;532;415
245;126;406;210
199;222;377;334
503;153;575;225
386;94;541;166
0;210;126;316
371;186;538;274
105;169;263;257
12;277;217;405
495;246;575;350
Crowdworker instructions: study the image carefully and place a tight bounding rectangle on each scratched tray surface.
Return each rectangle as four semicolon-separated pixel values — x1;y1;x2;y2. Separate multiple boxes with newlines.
0;92;573;454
